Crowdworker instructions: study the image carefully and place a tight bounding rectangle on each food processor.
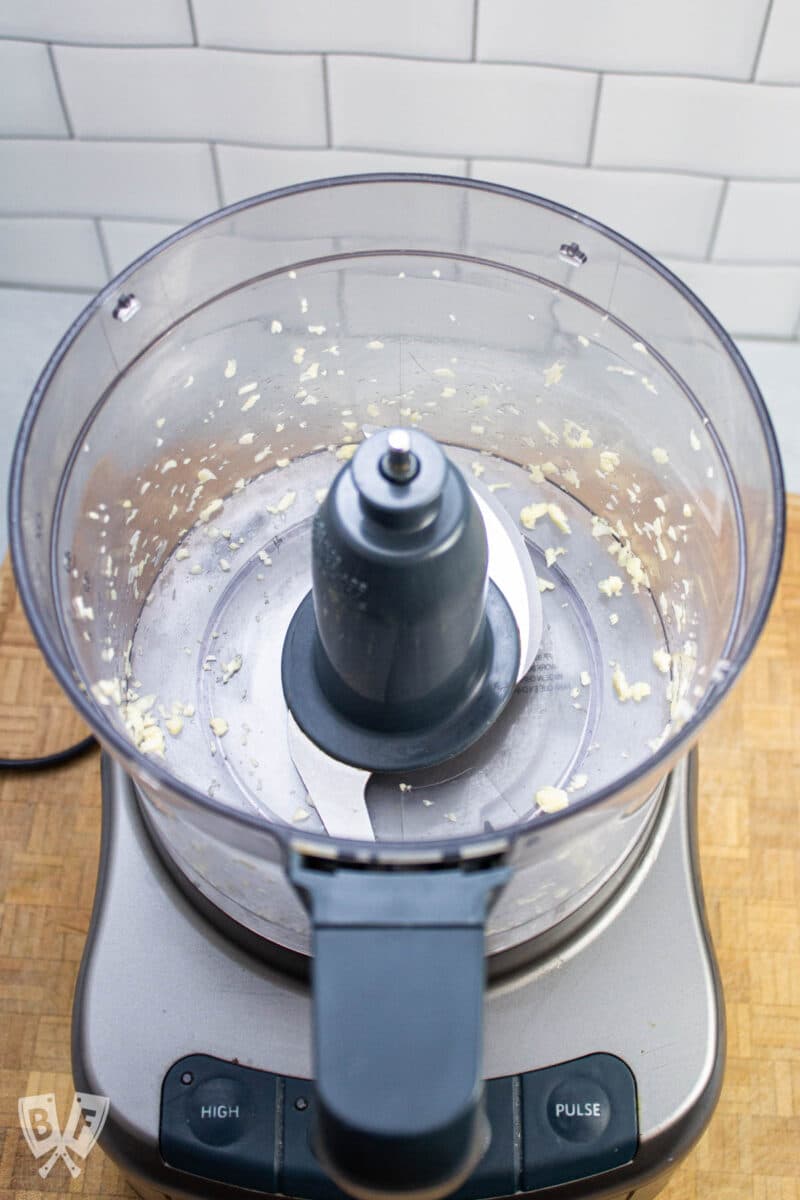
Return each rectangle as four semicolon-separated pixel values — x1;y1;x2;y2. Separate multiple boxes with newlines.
9;175;784;1200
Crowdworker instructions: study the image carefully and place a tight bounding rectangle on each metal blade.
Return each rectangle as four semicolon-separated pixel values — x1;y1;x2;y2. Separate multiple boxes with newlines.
470;482;543;680
287;713;375;841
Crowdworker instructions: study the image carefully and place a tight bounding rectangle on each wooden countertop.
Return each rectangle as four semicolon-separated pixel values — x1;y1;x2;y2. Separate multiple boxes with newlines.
1;500;798;1199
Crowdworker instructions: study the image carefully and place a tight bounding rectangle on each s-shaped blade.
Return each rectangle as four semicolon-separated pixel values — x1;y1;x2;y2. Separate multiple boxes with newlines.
286;478;542;841
287;712;375;841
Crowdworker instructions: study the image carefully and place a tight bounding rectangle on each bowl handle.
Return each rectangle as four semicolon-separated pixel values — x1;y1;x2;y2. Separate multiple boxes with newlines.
290;856;510;1200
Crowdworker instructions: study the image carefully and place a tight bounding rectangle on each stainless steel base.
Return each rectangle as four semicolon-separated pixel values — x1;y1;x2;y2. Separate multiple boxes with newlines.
73;750;723;1200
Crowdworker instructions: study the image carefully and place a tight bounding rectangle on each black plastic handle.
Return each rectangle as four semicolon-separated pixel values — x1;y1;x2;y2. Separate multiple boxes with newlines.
290;858;510;1200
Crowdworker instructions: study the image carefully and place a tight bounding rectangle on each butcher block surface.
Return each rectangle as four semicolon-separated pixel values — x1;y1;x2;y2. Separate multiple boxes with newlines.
0;498;798;1198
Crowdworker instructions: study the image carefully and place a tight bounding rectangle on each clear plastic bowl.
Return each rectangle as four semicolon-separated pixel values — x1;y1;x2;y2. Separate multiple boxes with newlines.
10;174;784;960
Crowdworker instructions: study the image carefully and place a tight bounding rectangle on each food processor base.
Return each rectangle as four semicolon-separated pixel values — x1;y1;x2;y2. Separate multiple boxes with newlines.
73;750;723;1200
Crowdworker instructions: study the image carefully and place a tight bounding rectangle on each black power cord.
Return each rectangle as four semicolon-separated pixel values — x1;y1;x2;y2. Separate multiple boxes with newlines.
0;734;97;771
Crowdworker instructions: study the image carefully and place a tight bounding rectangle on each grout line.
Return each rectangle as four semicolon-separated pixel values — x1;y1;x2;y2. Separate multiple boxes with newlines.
5;129;800;183
6;208;797;268
94;217;113;279
0;34;195;49
0;209;190;224
2;284;800;341
46;43;74;138
705;179;730;259
585;74;603;166
750;0;776;80
186;0;199;46
208;142;225;208
669;254;800;269
0;279;97;295
321;56;333;148
2;37;798;83
3;128;800;185
737;331;800;345
470;0;480;61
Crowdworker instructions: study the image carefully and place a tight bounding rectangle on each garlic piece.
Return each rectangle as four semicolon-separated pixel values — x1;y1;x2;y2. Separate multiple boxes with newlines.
543;362;565;388
267;490;297;515
536;786;569;813
221;654;243;684
547;503;571;535
520;502;571;535
653;648;672;674
563;419;593;449
612;665;651;703
598;575;624;598
520;502;548;530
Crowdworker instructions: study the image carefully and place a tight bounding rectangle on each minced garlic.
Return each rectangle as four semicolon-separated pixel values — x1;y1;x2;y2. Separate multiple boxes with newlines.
653;648;671;674
536;786;568;812
612;665;651;703
598;575;624;598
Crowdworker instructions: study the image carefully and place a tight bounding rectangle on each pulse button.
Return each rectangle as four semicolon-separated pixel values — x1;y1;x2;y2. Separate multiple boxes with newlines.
521;1053;638;1191
188;1077;249;1147
547;1077;611;1142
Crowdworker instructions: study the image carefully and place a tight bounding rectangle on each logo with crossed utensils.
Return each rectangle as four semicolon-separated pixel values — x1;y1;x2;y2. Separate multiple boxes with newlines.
18;1092;110;1178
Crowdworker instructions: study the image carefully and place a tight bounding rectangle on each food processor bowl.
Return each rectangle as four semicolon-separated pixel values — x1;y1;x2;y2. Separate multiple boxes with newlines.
10;175;784;1197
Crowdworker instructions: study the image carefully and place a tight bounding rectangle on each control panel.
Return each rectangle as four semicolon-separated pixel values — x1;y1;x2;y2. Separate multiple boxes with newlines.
160;1052;638;1197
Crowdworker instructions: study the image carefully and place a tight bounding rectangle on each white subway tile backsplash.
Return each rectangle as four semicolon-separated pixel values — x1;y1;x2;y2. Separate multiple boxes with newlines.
471;160;722;258
54;47;326;146
0;0;193;45
477;0;768;80
663;259;800;337
594;75;800;179
756;0;800;83
193;0;473;59
0;140;218;221
0;217;106;289
0;285;97;562
328;57;596;160
737;339;800;490
0;41;68;137
714;181;800;262
217;145;467;204
100;220;184;275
